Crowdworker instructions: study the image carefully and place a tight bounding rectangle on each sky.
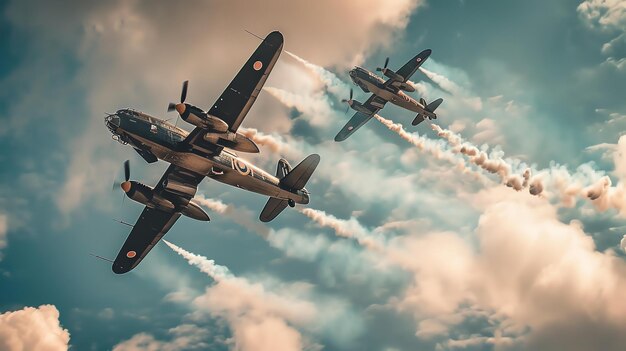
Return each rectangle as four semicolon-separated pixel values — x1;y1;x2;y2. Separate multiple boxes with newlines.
2;0;626;350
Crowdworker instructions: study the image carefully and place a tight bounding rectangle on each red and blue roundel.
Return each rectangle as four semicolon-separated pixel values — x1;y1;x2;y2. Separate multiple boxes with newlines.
234;159;251;175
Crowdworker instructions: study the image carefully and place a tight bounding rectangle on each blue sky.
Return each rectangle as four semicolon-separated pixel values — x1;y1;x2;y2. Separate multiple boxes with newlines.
2;0;626;350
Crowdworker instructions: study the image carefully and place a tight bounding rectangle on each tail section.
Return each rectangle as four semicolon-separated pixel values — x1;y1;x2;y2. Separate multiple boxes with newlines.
280;154;320;191
426;98;443;113
413;98;443;126
276;158;292;179
260;154;321;222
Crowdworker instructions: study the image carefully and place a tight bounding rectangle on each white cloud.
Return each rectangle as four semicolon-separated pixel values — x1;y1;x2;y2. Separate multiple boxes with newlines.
0;305;70;351
113;324;212;351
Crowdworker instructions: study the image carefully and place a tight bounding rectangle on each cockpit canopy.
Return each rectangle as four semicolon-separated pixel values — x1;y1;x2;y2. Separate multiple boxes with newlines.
115;108;187;135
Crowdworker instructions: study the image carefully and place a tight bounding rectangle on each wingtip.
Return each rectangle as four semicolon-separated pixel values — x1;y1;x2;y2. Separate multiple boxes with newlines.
266;31;284;45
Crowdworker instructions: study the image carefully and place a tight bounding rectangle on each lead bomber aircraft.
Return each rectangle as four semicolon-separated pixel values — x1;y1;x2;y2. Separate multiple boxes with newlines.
104;31;320;274
334;49;444;142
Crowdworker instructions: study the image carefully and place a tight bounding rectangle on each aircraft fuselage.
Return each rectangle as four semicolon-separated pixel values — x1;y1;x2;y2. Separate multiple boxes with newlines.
105;109;310;204
349;67;425;112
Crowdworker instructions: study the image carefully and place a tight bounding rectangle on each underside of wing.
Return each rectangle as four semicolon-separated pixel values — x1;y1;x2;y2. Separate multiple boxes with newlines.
112;165;206;274
394;49;431;83
334;111;376;142
334;95;385;142
112;207;181;274
208;31;284;133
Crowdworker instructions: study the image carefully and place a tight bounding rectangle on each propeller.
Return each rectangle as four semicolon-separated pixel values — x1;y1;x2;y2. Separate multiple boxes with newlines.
376;57;390;72
167;80;189;112
341;88;354;114
112;160;131;194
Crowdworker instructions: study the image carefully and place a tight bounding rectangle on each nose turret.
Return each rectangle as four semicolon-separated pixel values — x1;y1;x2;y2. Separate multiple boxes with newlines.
105;114;121;133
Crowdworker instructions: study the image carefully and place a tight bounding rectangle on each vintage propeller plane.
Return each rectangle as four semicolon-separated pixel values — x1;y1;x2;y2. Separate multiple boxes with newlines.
104;31;320;274
334;49;444;142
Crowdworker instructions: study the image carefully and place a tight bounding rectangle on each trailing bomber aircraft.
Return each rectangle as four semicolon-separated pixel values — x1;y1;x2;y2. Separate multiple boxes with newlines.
104;31;320;274
335;49;443;142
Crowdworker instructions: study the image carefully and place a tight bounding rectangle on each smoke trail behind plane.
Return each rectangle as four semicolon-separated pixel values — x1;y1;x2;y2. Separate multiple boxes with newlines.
297;208;385;253
240;128;297;157
418;67;465;97
195;195;271;238
164;240;232;281
430;123;626;214
285;51;350;97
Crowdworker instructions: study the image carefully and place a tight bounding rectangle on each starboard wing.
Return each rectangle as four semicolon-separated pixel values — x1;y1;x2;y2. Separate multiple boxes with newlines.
112;165;205;274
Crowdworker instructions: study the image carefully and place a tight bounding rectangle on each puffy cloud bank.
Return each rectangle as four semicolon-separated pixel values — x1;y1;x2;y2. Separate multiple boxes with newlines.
0;305;70;351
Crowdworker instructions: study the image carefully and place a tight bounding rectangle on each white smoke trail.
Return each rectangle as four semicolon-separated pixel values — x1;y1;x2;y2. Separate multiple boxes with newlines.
285;51;350;97
374;114;490;183
193;196;228;214
163;240;232;281
194;195;271;238
430;123;536;192
263;87;334;127
419;67;465;97
430;123;626;214
163;240;315;351
240;128;300;158
297;208;385;253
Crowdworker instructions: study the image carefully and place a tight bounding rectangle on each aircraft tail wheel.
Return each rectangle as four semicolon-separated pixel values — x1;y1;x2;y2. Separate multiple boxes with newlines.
288;199;296;208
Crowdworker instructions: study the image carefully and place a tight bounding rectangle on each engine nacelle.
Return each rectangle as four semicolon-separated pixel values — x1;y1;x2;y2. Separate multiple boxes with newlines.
398;82;415;92
382;68;404;82
179;103;229;132
125;181;175;211
162;178;197;198
204;131;260;153
350;101;377;115
181;200;210;221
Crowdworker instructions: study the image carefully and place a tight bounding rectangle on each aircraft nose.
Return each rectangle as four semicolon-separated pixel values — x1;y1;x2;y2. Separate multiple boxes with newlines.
105;114;120;129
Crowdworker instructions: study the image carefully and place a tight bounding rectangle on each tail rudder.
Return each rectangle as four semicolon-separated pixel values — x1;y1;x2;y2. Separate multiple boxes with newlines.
260;154;320;222
425;98;443;113
276;158;291;179
280;154;320;191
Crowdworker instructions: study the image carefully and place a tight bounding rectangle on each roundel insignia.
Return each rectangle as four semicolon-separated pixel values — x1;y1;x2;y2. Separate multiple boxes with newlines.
416;57;422;62
234;160;251;175
126;251;137;258
253;61;263;71
347;126;354;131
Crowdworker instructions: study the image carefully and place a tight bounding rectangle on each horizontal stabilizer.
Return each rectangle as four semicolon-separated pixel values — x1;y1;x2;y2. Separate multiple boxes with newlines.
260;197;288;222
280;154;321;190
412;114;425;126
426;98;443;113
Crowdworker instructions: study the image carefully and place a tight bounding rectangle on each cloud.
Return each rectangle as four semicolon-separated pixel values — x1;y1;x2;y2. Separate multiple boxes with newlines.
113;324;213;351
0;305;70;351
164;240;315;351
578;0;626;62
391;190;626;350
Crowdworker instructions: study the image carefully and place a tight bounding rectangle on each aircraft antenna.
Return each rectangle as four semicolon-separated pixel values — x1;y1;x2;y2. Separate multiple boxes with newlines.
89;253;114;263
244;29;264;41
112;218;134;228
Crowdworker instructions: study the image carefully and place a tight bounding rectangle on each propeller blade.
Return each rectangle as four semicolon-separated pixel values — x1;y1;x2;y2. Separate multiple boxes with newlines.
345;105;350;114
124;160;130;182
384;57;389;69
349;88;353;101
180;80;189;103
167;102;176;112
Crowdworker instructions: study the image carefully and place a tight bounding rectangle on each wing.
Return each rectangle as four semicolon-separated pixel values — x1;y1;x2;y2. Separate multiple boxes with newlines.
334;95;387;142
385;49;431;87
182;31;283;153
112;165;205;274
